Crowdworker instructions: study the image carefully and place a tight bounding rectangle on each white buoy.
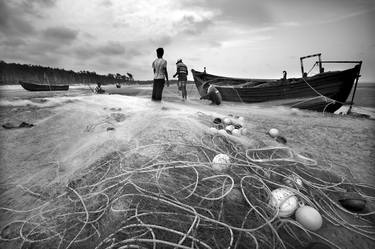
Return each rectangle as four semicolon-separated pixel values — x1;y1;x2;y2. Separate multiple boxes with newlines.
225;125;235;132
223;117;231;125
212;154;231;171
269;188;299;217
238;116;245;124
268;128;280;138
209;127;217;133
232;129;241;136
218;129;227;136
295;205;323;231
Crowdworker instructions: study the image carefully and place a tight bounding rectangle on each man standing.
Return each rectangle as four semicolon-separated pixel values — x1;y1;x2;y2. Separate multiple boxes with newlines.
173;59;188;101
152;47;169;101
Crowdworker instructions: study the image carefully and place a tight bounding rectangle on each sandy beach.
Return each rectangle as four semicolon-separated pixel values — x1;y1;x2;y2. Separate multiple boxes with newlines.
0;85;374;249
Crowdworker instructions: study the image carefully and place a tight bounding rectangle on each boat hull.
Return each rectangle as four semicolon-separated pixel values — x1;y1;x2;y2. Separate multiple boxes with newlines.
19;81;69;91
192;65;360;113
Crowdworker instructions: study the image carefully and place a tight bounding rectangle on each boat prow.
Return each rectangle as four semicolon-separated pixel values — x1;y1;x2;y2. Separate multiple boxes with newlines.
192;54;362;113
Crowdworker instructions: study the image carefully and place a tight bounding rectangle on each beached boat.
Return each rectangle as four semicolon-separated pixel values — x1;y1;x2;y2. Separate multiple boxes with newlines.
192;54;362;113
19;80;69;91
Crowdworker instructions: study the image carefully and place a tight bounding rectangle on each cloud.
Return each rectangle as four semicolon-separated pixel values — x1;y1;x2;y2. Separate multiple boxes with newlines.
42;27;79;44
1;0;373;81
32;0;56;7
179;0;274;27
180;0;375;29
150;36;173;47
94;57;130;73
175;15;213;35
0;39;61;68
111;0;217;39
100;0;113;7
74;41;141;61
0;27;77;67
18;0;57;17
209;40;222;48
98;41;126;55
2;38;26;48
74;45;96;60
0;0;36;36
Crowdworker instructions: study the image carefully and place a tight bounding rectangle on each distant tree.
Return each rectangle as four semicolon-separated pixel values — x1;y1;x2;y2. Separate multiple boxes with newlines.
127;72;134;81
0;61;137;85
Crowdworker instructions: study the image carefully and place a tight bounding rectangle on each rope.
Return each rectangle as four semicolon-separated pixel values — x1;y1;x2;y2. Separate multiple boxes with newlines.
1;134;374;248
306;62;317;76
288;77;341;114
45;73;52;91
187;82;195;100
232;87;244;103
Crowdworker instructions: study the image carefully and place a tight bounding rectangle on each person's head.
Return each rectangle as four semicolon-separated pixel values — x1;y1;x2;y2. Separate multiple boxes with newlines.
97;82;101;87
176;58;182;64
156;47;164;58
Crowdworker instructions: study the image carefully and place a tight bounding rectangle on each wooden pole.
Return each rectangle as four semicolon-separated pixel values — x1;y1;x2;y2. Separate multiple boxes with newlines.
300;58;304;77
318;54;322;73
347;62;362;114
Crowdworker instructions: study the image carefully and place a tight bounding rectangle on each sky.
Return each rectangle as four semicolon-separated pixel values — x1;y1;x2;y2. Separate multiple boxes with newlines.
1;0;374;82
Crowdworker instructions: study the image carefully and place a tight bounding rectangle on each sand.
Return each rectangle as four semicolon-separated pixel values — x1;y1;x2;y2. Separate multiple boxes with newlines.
0;85;374;248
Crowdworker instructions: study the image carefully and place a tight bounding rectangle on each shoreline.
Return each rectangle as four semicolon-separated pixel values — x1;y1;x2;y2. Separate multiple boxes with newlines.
1;84;375;118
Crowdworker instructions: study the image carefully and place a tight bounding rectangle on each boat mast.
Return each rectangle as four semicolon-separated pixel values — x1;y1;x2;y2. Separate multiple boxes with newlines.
44;72;52;91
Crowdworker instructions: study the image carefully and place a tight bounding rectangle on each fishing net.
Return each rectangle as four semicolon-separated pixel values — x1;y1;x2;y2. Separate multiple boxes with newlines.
1;111;374;249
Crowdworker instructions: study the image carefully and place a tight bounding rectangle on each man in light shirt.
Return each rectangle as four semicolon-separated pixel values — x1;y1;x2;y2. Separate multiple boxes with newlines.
152;47;169;101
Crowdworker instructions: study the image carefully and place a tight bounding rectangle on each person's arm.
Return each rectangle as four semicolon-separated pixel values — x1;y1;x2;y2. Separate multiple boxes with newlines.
173;64;180;78
165;67;169;86
164;61;169;86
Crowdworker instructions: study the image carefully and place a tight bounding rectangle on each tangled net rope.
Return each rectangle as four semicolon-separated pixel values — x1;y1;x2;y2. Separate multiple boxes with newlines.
1;134;374;249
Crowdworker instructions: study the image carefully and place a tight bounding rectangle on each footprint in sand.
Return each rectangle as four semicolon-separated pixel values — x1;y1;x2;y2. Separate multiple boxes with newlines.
110;112;127;122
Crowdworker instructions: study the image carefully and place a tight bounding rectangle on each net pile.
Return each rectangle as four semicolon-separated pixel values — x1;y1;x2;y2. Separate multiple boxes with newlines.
1;132;374;249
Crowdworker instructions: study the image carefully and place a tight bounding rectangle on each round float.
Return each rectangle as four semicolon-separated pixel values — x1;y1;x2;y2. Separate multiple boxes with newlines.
283;175;303;188
232;129;241;136
295;205;323;231
269;188;298;217
212;154;231;171
268;128;280;138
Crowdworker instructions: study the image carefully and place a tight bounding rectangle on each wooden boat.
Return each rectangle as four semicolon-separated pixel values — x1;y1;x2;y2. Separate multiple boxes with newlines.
192;54;362;113
19;80;69;91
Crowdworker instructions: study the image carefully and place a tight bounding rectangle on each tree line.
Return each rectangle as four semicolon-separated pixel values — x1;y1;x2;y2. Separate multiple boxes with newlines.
0;61;134;85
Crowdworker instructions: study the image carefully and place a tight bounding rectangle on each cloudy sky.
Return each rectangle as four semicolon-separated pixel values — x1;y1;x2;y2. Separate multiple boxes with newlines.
1;0;374;81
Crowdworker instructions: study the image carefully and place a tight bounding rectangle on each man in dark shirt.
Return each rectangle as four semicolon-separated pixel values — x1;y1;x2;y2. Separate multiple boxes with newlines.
173;59;188;101
200;85;222;105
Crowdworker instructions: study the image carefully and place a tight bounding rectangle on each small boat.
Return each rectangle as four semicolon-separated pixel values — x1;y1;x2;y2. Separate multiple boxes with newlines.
19;80;69;91
192;54;362;113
